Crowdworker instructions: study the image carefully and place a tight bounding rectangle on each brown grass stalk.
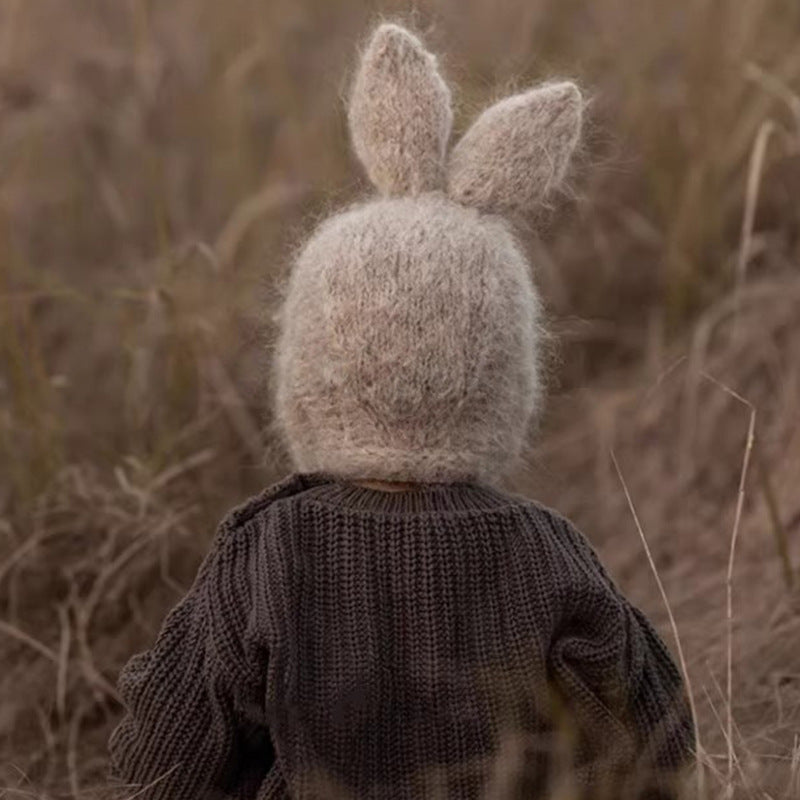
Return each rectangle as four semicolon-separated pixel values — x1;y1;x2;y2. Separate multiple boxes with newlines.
699;373;756;796
610;450;706;800
733;119;776;337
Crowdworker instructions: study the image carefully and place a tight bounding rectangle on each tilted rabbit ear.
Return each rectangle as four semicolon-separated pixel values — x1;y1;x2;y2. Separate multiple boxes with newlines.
348;23;453;196
447;82;583;215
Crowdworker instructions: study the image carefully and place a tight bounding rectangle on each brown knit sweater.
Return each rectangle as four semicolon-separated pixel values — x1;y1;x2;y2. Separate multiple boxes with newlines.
107;472;695;800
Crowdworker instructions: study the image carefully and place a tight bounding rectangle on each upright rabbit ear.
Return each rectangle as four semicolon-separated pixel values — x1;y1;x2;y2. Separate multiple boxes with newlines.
447;82;583;215
348;23;453;196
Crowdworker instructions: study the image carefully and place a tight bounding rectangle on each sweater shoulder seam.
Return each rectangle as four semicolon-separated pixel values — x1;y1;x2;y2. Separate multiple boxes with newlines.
223;473;307;529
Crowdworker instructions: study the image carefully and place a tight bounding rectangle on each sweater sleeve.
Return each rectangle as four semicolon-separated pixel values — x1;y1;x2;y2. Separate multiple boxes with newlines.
545;514;695;800
107;516;272;800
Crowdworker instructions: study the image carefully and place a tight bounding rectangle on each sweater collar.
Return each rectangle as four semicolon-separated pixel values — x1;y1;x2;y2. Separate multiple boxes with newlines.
291;470;518;515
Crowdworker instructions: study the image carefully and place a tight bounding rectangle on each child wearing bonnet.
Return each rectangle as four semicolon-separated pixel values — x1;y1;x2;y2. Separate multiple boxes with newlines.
108;21;695;800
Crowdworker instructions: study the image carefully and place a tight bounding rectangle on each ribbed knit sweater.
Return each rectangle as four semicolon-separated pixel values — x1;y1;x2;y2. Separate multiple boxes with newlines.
107;471;695;800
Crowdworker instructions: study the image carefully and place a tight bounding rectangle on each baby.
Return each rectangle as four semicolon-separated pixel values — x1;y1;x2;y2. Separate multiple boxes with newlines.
108;22;695;800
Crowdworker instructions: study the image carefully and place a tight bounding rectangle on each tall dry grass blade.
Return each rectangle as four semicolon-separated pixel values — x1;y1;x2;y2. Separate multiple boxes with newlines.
0;532;47;587
642;354;688;405
609;450;706;800
213;183;308;270
149;448;215;494
788;735;800;798
33;702;58;788
700;682;755;798
1;786;41;798
700;372;756;798
744;62;800;133
56;603;71;723
67;702;85;800
3;763;40;799
733;119;776;337
72;532;160;705
0;619;58;663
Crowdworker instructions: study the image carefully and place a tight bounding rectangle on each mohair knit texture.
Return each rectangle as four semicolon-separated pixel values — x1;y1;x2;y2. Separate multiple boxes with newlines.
272;193;541;489
107;472;695;800
348;24;453;195
271;23;583;487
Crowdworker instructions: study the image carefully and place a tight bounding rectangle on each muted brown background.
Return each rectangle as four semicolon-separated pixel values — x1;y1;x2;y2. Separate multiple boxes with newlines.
1;0;799;796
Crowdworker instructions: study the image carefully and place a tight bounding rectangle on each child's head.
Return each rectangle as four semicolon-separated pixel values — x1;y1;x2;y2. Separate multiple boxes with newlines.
271;23;584;488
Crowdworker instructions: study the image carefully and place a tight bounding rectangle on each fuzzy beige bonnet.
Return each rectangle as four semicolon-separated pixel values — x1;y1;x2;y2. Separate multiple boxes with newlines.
270;22;583;487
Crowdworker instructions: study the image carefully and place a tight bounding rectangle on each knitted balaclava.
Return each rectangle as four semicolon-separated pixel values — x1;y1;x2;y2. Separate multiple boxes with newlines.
271;22;583;487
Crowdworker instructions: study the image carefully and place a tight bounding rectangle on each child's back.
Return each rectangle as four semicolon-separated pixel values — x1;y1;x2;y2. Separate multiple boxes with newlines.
109;472;693;799
108;22;695;799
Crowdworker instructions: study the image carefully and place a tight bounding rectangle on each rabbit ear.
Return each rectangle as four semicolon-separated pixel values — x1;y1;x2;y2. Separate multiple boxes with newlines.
447;82;583;215
348;23;453;196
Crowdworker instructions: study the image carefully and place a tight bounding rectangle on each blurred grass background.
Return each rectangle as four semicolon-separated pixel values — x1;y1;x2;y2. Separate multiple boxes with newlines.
1;0;799;797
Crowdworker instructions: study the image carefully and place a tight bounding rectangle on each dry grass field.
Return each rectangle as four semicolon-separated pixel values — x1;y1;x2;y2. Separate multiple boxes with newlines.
1;0;799;797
